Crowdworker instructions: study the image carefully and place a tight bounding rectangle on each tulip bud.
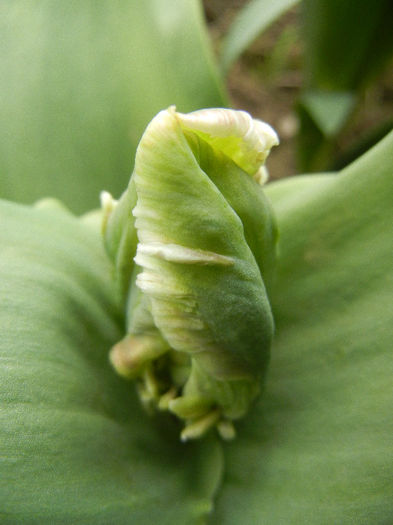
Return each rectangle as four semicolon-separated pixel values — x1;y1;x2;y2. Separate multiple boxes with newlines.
102;106;279;440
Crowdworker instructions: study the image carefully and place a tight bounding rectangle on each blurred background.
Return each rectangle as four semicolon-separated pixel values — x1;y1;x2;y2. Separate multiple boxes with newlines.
204;0;393;179
1;0;392;212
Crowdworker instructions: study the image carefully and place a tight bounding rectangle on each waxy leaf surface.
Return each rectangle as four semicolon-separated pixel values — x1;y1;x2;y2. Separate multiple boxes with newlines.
1;129;392;523
211;132;393;523
0;202;222;524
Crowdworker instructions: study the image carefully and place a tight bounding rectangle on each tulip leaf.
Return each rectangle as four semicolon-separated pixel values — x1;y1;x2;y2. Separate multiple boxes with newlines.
1;123;392;523
0;201;223;524
210;132;393;523
299;90;356;138
303;0;393;91
220;0;299;73
0;0;226;213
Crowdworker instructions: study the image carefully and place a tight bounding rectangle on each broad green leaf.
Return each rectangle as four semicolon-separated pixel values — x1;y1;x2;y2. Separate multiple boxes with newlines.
296;90;357;172
0;201;223;524
300;91;356;138
0;0;227;213
332;119;393;171
210;132;393;523
302;0;393;91
298;0;393;172
220;0;298;73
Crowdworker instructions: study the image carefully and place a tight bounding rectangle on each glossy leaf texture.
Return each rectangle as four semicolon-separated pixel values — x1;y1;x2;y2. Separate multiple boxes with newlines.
0;202;223;524
0;0;226;213
210;132;393;523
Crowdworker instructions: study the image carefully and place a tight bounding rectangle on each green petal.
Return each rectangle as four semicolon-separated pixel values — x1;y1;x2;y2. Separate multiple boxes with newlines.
101;181;138;299
211;132;393;522
105;107;278;438
133;108;274;375
177;108;278;181
0;200;222;524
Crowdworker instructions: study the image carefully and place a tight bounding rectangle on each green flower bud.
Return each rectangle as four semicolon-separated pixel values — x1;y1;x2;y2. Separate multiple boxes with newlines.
102;107;279;440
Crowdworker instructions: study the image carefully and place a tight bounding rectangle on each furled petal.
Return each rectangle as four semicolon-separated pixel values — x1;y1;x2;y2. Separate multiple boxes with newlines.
103;107;279;440
176;107;279;183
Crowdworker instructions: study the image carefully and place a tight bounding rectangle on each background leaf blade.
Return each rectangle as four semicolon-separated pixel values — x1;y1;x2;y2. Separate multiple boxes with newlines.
302;0;393;91
220;0;298;73
0;0;227;213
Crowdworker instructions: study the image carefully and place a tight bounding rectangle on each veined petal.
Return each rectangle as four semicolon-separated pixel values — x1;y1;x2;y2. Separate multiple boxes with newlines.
102;106;278;439
176;107;279;183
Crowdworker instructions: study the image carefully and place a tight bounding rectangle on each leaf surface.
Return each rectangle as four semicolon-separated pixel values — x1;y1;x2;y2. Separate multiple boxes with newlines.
299;91;356;138
210;132;393;523
220;0;298;73
0;0;226;213
0;201;223;524
303;0;393;91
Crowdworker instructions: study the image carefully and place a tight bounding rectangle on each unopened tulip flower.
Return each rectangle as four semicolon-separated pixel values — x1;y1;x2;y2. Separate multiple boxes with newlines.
102;106;279;440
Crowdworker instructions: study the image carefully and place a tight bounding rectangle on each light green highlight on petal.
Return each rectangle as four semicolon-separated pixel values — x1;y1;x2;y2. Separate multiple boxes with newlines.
103;106;278;439
137;242;235;266
176;107;279;183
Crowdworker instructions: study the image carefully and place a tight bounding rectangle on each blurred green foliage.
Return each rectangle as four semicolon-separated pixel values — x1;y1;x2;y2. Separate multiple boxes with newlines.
220;0;299;73
299;0;393;170
0;0;226;213
302;0;393;91
220;0;393;172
